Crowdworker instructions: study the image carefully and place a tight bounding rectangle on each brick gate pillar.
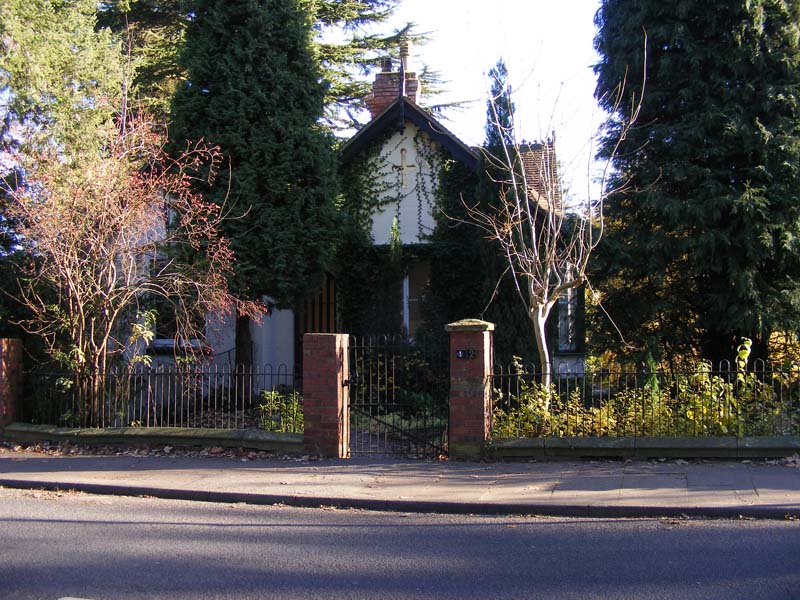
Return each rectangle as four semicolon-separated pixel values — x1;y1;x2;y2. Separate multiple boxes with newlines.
446;320;494;459
302;333;349;458
0;338;23;427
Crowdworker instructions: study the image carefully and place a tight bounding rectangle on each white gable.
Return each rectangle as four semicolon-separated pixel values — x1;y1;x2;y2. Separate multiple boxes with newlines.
370;122;441;245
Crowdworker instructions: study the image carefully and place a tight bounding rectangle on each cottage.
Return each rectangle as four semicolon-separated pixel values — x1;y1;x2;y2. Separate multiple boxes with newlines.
193;45;582;376
337;45;479;338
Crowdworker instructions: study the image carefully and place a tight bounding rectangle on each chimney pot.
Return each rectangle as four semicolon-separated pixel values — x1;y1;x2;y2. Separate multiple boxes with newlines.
400;41;410;72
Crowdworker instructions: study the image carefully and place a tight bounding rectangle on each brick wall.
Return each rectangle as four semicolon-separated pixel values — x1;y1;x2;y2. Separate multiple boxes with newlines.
302;333;350;458
0;338;23;426
446;320;494;458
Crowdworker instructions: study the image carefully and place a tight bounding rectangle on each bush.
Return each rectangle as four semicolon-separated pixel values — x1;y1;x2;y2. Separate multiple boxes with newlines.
493;341;800;438
258;389;303;434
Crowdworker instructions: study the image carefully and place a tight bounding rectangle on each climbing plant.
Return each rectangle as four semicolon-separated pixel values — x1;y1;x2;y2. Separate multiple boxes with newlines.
337;124;449;336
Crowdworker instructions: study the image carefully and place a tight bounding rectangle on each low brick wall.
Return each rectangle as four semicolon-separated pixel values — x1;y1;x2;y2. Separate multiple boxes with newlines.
1;423;304;454
489;436;800;460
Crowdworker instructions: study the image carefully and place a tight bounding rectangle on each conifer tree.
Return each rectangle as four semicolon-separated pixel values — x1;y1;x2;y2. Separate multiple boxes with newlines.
478;60;538;364
97;0;187;120
1;0;121;156
484;59;515;160
97;0;423;130
593;0;800;363
425;59;536;365
301;0;427;130
1;0;259;392
169;0;338;364
1;0;122;336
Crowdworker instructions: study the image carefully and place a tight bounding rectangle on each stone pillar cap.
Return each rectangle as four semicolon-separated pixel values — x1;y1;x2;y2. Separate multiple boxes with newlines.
445;319;495;332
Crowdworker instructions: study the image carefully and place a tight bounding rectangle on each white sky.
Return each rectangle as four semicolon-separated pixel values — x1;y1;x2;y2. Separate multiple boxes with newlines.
387;0;604;199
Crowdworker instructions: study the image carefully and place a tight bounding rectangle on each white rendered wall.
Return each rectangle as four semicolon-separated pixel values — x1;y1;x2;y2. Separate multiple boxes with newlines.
205;310;236;367
251;305;295;378
370;123;439;245
206;305;295;379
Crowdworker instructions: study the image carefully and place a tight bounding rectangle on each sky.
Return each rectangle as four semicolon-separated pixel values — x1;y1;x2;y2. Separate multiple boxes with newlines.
386;0;604;198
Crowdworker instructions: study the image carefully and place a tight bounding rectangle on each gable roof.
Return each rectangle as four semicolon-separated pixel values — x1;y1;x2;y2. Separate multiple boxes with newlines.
340;97;479;172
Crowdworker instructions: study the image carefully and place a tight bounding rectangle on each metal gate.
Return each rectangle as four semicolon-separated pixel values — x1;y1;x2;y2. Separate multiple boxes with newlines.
348;336;449;458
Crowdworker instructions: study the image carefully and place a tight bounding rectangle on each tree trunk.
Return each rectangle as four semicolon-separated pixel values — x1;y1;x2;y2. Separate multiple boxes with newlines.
235;313;253;368
85;351;108;428
235;312;254;408
78;362;106;428
531;303;554;401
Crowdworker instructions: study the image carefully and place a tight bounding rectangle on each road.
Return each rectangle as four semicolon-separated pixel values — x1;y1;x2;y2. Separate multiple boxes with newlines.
1;488;798;600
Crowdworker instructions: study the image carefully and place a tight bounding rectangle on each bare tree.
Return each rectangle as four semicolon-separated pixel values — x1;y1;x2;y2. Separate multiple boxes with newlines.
3;111;264;425
461;65;643;390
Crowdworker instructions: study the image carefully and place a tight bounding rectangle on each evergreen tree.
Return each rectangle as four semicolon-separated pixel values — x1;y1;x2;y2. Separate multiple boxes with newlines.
169;0;338;363
98;0;427;130
301;0;428;131
1;0;122;337
484;59;515;159
479;60;538;365
593;0;800;363
1;0;121;157
97;1;187;120
422;59;536;365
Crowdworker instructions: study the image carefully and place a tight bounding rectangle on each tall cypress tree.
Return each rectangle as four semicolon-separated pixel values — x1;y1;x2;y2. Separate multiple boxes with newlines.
422;59;536;364
484;59;515;160
479;59;537;364
593;0;800;363
169;0;338;363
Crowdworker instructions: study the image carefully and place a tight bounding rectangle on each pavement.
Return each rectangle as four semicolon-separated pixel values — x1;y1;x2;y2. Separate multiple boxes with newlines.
2;447;800;519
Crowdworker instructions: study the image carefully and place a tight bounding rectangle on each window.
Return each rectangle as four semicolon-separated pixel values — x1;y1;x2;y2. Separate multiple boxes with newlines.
557;287;577;352
402;261;430;338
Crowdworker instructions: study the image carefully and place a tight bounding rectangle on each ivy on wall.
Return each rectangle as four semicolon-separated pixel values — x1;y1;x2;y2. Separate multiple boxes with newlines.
342;125;445;238
337;121;547;364
415;158;483;350
336;125;447;336
420;155;539;365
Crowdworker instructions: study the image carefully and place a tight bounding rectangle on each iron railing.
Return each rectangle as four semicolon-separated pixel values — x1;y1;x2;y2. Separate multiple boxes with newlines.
493;361;800;438
20;364;302;433
348;335;449;456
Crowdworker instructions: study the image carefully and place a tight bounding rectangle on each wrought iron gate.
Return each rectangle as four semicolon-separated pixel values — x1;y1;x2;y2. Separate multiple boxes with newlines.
348;336;449;458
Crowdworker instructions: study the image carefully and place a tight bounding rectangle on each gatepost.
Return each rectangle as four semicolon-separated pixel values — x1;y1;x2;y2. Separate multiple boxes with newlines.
0;338;23;427
302;333;350;458
445;320;494;459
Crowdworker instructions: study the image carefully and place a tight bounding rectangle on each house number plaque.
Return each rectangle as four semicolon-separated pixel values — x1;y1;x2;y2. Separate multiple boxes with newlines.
455;349;476;359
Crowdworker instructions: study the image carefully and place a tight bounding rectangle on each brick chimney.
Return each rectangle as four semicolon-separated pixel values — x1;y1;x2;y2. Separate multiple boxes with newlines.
519;136;563;213
365;42;420;119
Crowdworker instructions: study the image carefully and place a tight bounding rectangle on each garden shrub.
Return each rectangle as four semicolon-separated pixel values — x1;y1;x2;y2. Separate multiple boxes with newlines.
493;340;800;438
259;388;303;434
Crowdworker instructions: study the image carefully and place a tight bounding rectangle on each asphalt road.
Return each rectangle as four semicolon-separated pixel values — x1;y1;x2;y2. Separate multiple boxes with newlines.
1;488;798;600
